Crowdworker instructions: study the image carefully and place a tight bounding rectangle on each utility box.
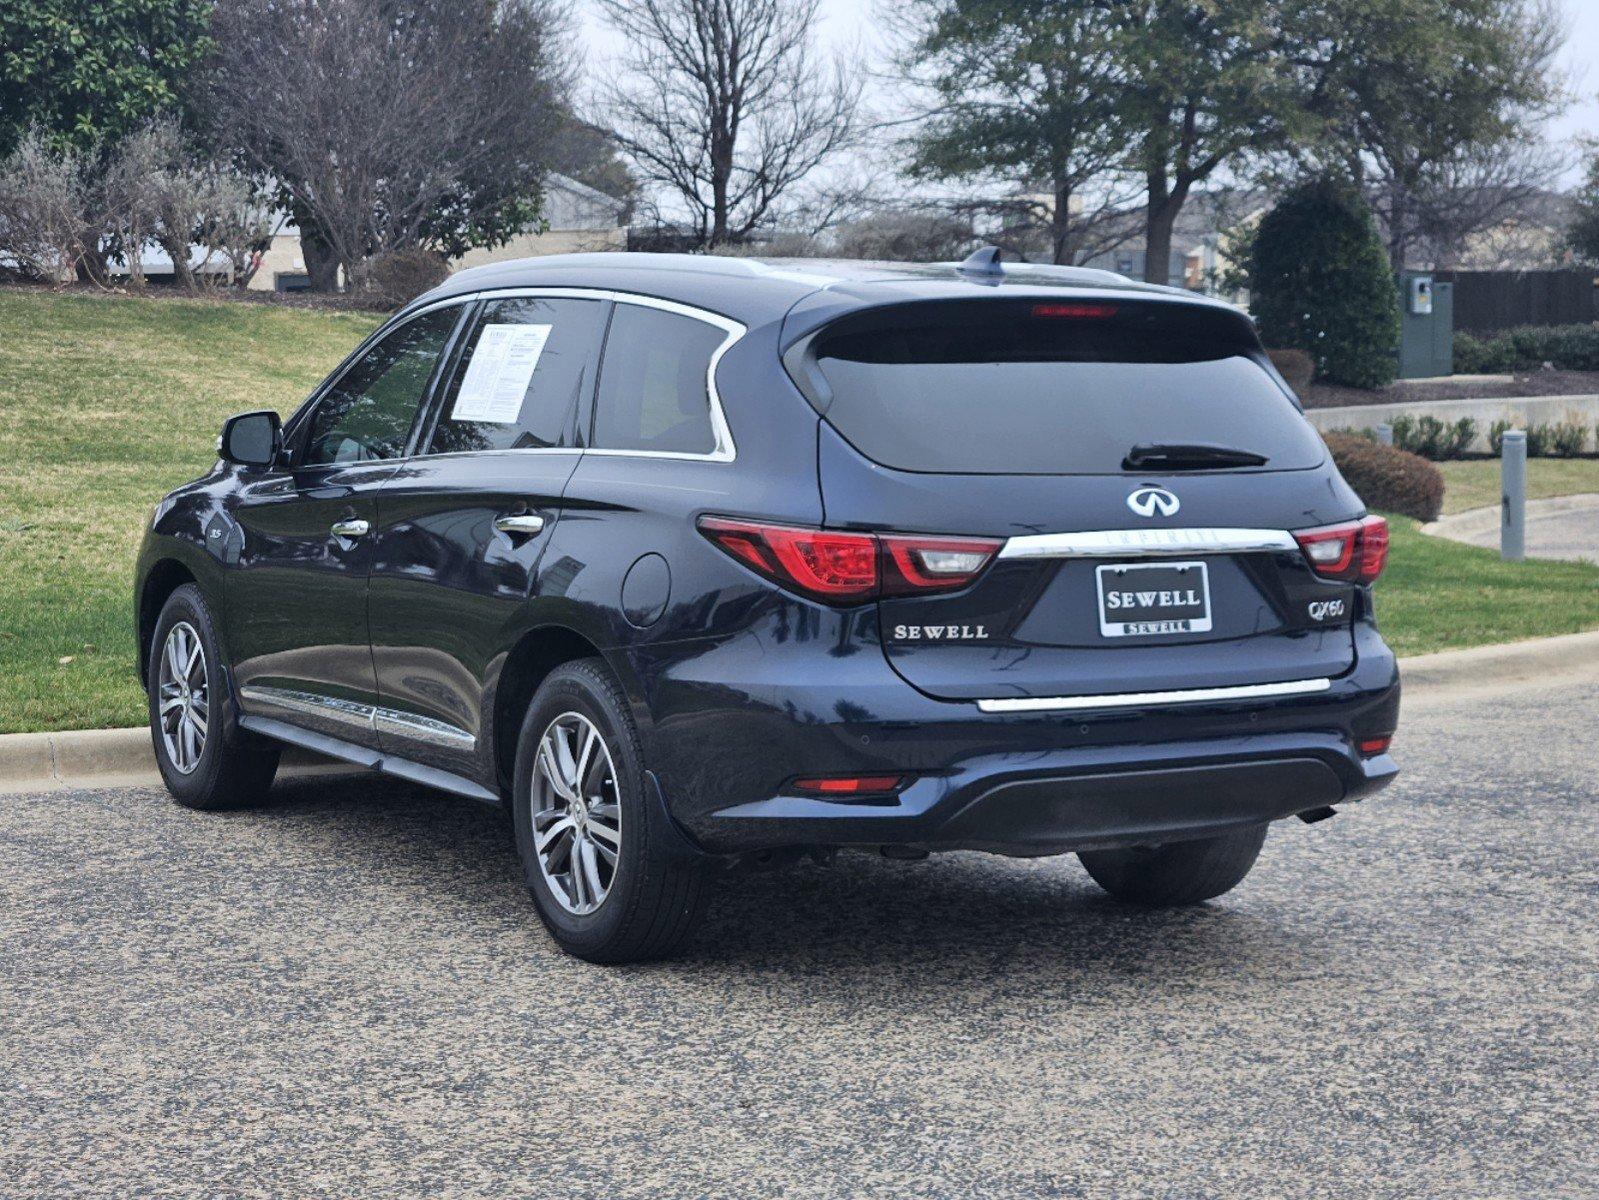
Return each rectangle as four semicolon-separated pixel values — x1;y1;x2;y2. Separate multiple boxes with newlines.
1398;271;1454;378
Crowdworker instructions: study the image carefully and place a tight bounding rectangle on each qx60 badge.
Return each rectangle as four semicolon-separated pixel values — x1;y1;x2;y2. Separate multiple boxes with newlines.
1127;486;1180;518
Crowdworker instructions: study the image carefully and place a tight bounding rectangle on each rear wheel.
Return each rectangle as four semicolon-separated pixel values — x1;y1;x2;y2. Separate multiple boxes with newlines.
147;584;280;810
1078;823;1268;906
511;659;708;963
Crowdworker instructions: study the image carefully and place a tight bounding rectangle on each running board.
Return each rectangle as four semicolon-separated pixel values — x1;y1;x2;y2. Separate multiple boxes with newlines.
975;677;1334;714
239;713;501;805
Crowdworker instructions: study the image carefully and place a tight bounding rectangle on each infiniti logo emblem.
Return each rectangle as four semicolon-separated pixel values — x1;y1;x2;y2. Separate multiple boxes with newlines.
1127;486;1180;518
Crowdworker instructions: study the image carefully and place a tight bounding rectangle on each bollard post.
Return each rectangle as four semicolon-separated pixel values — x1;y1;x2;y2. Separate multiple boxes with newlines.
1501;429;1526;562
1375;423;1394;446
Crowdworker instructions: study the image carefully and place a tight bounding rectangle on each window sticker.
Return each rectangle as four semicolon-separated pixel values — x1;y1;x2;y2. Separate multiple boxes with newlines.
450;323;553;423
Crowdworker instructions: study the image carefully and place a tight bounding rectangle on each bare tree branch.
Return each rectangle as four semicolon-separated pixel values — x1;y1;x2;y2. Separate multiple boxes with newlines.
595;0;863;247
204;0;571;289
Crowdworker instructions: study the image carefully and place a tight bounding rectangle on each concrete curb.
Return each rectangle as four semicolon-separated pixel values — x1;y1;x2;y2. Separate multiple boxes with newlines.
0;727;346;795
4;629;1598;794
1395;627;1599;699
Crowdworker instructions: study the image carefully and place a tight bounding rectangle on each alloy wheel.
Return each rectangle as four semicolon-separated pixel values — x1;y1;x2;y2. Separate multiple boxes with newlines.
530;712;622;915
157;621;209;775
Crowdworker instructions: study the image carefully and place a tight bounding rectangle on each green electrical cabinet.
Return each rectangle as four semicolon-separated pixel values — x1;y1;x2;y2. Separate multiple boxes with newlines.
1398;272;1454;379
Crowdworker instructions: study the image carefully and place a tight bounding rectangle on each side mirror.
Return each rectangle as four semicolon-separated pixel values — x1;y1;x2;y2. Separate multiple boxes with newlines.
219;410;283;468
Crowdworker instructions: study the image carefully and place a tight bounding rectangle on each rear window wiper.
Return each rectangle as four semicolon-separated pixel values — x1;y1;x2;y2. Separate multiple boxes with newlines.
1123;442;1269;470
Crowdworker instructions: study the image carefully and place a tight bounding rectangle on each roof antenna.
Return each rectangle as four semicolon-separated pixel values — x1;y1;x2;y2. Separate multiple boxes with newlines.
958;245;1005;278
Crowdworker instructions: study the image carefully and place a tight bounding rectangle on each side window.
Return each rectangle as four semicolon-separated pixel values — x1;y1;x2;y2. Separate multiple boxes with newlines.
302;307;461;466
426;297;606;455
592;306;725;455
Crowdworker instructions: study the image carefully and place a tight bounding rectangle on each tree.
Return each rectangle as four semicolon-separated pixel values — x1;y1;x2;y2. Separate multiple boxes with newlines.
1567;140;1599;266
596;0;862;248
1300;0;1566;270
0;0;213;154
204;0;570;289
1248;180;1400;390
0;128;93;283
1117;0;1308;286
891;0;1139;266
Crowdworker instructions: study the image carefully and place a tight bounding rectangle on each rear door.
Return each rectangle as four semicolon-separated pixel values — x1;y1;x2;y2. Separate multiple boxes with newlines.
800;297;1362;702
366;294;608;778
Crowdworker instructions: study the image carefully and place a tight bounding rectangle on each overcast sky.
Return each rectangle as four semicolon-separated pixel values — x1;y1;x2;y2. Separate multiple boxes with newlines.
576;0;1599;186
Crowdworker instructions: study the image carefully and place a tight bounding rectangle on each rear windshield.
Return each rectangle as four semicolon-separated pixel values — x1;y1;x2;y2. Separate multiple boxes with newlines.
805;300;1326;475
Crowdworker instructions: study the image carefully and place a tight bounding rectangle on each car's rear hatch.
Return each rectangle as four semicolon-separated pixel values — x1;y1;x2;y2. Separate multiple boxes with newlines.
790;294;1366;703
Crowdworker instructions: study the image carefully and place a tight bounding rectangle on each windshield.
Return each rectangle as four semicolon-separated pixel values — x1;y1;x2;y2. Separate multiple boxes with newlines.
806;300;1327;475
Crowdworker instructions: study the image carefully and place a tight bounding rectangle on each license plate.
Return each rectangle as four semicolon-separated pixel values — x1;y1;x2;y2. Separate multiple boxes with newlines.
1096;561;1212;638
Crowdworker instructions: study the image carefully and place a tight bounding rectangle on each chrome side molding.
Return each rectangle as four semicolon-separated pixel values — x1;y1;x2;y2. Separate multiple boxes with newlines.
975;677;1333;714
240;685;475;749
998;528;1299;560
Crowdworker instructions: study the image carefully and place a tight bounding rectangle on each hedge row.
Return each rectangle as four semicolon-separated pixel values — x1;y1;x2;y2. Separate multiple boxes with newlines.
1322;432;1444;522
1454;324;1599;374
1332;416;1598;459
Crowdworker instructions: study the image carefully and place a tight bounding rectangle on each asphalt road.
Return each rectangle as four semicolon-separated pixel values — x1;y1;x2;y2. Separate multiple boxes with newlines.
2;677;1595;1199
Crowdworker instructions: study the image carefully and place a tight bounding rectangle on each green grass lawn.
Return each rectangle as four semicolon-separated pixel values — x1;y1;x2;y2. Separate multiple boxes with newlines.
1435;457;1599;515
1375;516;1599;657
0;289;1596;733
0;290;380;733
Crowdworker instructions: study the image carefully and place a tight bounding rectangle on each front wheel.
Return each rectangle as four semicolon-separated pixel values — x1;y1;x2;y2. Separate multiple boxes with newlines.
147;584;280;810
511;659;708;963
1078;824;1269;906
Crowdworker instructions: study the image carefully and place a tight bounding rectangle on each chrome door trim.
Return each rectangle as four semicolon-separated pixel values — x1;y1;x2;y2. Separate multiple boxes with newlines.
998;528;1299;560
240;685;376;733
412;286;746;463
975;677;1333;714
240;685;476;749
373;708;477;749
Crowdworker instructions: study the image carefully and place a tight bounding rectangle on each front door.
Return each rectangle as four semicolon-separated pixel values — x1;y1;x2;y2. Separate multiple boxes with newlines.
367;295;609;779
228;304;465;743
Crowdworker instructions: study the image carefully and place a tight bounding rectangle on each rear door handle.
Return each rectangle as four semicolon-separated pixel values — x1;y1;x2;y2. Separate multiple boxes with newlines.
330;518;369;538
494;513;546;536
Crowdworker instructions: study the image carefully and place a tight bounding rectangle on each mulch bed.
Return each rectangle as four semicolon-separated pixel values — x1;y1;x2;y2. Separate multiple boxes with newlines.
1302;371;1599;409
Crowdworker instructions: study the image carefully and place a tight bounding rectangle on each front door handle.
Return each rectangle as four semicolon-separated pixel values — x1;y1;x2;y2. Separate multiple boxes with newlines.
330;518;370;538
493;513;546;536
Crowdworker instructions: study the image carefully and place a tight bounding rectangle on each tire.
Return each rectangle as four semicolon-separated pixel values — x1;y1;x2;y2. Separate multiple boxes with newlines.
511;658;708;964
147;583;280;810
1078;823;1269;906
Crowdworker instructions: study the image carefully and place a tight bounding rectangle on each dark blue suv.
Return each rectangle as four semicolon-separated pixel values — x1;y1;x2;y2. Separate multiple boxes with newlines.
135;252;1399;962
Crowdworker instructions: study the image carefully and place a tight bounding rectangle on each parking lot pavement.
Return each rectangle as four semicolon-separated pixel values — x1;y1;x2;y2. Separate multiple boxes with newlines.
2;680;1595;1200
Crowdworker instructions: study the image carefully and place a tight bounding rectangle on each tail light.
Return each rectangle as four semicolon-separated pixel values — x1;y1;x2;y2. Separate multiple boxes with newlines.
1293;515;1389;584
698;517;1001;604
1357;735;1393;757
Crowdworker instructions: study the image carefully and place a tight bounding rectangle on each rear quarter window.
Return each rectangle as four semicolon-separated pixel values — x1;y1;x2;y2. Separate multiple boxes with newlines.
805;300;1327;475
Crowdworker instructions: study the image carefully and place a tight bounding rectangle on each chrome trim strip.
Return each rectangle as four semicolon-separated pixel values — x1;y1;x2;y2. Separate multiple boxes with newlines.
373;708;476;749
239;685;476;749
445;286;746;463
998;528;1299;560
975;677;1333;714
240;685;376;732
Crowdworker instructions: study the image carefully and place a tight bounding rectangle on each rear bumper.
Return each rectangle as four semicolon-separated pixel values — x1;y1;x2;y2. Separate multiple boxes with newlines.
704;736;1394;856
623;615;1400;858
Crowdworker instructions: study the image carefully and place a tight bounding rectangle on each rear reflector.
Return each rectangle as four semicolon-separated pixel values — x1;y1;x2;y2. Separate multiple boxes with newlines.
1293;515;1389;584
793;775;906;796
1357;735;1393;757
699;516;1000;604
